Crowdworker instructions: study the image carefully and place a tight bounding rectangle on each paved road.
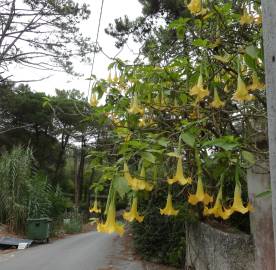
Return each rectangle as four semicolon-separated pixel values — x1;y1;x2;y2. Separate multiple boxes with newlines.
0;231;118;270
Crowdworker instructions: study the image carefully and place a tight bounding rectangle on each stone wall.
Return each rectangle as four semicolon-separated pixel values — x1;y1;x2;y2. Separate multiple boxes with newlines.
185;222;255;270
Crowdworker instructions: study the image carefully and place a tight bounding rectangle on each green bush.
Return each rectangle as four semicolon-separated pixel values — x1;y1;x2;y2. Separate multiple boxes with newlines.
0;146;70;233
131;190;196;268
63;209;83;234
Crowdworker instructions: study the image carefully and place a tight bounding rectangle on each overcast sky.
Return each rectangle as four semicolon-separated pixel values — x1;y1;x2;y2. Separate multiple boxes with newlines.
14;0;143;96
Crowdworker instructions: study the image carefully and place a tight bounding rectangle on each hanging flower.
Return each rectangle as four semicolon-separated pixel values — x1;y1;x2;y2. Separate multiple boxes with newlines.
113;70;119;82
138;117;146;128
230;182;252;214
140;165;154;191
131;166;153;191
89;199;101;214
210;89;225;109
248;73;265;91
123;197;144;223
232;75;254;102
89;94;98;107
240;10;254;25
97;202;124;236
187;0;207;15
123;162;133;185
189;74;209;102
203;186;232;220
128;94;144;115
188;176;213;206
160;192;179;216
167;157;192;185
254;15;262;25
107;71;112;83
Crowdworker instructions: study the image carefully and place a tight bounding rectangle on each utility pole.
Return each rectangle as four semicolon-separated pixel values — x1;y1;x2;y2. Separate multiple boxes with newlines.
262;0;276;263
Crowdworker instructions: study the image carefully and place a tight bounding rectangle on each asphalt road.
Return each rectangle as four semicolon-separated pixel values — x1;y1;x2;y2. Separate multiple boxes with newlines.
0;231;117;270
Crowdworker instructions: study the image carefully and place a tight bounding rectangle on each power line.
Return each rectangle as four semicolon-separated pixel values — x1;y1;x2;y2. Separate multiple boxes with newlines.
87;0;105;100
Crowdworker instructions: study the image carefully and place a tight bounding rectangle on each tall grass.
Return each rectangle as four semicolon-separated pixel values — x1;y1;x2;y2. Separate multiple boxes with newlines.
0;146;33;232
0;146;68;233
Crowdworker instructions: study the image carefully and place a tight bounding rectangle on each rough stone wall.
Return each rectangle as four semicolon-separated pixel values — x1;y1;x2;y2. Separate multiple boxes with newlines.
185;222;255;270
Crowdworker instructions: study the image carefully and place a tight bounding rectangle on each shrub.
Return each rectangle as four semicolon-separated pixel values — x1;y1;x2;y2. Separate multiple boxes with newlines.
131;190;197;268
63;209;83;234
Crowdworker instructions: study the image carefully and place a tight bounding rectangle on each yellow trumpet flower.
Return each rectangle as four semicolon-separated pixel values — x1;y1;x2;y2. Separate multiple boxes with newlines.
189;74;209;102
107;71;112;83
89;199;101;214
138;117;146;128
230;182;252;214
254;15;262;25
129;166;153;191
210;89;225;109
203;186;232;220
167;157;192;186
89;94;98;107
128;95;144;115
113;70;119;82
128;177;147;191
187;0;207;15
123;197;144;223
97;202;124;236
124;162;133;185
248;73;265;91
160;193;179;216
232;75;254;102
240;10;254;25
188;176;213;206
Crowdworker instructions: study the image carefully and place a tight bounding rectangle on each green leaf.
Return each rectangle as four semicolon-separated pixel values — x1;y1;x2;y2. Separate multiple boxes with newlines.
166;152;181;158
141;152;156;163
157;137;169;147
202;136;239;151
244;54;257;70
245;45;259;59
241;151;255;165
181;132;195;147
256;190;271;198
192;39;208;48
113;176;130;199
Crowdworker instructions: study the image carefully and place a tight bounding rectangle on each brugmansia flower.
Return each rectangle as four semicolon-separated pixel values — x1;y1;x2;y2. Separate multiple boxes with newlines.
139;166;154;191
248;73;265;91
230;182;252;214
138;117;146;128
89;199;101;214
123;197;144;223
188;176;213;205
232;75;254;102
89;94;98;107
254;15;262;25
167;157;192;185
210;89;225;109
187;0;207;15
160;192;179;216
125;164;153;192
203;186;232;220
124;162;133;185
97;202;124;236
189;74;209;102
128;94;144;114
240;10;254;25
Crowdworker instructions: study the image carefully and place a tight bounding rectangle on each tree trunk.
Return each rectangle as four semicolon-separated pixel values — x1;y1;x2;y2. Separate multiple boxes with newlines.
54;131;69;184
75;135;86;206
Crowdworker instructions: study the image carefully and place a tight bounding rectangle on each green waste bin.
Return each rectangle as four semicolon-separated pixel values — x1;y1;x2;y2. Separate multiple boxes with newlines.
26;218;52;242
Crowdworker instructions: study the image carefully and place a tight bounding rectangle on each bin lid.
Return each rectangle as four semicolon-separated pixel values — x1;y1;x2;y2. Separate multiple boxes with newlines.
27;217;52;222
